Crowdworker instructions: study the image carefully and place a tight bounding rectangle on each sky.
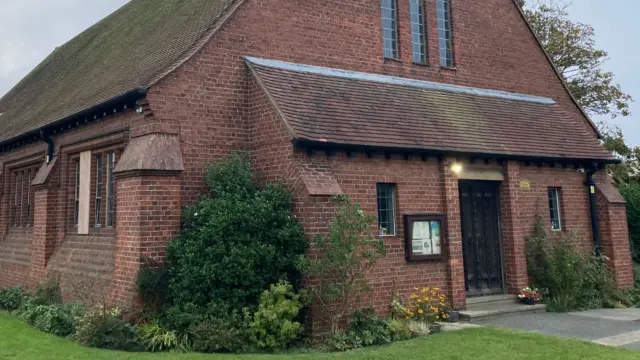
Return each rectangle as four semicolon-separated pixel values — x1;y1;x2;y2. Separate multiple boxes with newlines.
0;0;638;144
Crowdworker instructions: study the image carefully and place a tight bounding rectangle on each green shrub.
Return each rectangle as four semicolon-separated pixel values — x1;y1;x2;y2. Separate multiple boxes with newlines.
300;195;386;334
160;303;205;336
327;330;363;352
619;183;640;262
526;216;619;311
17;301;75;337
74;308;142;351
89;317;142;351
138;321;190;352
0;287;24;310
189;317;251;354
33;305;75;337
246;281;304;351
137;258;169;312
347;308;391;346
386;319;415;342
168;152;307;311
33;277;62;305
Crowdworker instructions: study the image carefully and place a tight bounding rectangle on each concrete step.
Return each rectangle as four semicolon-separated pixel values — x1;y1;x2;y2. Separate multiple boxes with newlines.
466;294;519;306
460;296;547;322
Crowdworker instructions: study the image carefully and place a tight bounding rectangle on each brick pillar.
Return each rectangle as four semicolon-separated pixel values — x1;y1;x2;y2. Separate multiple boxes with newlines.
29;187;58;283
110;172;182;305
29;158;59;285
441;159;465;310
595;179;633;289
500;161;528;294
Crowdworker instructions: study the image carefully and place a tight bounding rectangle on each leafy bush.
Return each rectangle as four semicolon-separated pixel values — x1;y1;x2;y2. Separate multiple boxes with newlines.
33;276;62;305
300;195;386;334
347;308;391;347
160;303;205;336
189;317;251;354
619;183;640;262
327;330;363;352
246;281;304;351
74;308;142;351
138;321;190;352
137;258;169;312
168;152;307;311
386;319;415;342
526;216;619;311
33;305;75;337
0;287;24;310
17;300;75;337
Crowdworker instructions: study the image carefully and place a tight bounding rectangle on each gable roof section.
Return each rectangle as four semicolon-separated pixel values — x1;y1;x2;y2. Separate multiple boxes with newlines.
247;57;616;163
0;0;242;144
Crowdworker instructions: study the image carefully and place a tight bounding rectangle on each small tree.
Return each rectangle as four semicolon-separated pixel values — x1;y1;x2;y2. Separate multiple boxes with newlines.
300;196;386;334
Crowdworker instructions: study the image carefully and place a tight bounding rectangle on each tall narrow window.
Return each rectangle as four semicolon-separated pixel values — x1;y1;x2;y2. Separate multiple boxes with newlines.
436;0;453;67
548;188;562;231
106;152;116;227
410;0;427;64
74;160;80;227
26;170;32;226
381;0;398;59
95;155;103;227
18;172;25;227
376;183;397;236
13;173;18;227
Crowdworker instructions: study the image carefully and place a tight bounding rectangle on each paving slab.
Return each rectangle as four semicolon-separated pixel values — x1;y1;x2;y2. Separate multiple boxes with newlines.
475;311;640;343
570;308;640;321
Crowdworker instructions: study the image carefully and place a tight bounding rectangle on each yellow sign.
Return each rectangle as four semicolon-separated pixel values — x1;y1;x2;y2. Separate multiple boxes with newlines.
520;180;531;190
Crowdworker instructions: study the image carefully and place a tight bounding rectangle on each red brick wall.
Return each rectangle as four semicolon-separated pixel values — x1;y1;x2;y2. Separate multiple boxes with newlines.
146;0;597;209
0;229;32;287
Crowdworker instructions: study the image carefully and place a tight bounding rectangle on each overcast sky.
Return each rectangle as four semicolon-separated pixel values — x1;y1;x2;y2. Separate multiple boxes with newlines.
0;0;637;144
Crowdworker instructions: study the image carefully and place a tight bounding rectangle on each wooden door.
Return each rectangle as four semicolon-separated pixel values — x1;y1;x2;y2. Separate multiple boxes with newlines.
459;181;504;297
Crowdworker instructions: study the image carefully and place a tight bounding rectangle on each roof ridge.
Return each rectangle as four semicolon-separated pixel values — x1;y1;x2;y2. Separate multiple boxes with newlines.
246;57;556;105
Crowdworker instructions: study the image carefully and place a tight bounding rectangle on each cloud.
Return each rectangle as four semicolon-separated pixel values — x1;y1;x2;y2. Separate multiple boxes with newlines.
0;0;128;95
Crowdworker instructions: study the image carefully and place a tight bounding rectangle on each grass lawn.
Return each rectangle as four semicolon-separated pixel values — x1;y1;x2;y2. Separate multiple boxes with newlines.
0;312;638;360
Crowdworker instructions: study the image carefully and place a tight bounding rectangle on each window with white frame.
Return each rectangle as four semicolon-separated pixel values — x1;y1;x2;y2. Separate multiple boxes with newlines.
381;0;399;59
71;149;119;232
410;0;427;64
548;188;562;231
376;183;397;236
436;0;453;67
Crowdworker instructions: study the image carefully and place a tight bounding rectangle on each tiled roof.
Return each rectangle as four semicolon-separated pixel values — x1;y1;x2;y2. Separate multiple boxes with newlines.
0;0;241;144
247;57;616;163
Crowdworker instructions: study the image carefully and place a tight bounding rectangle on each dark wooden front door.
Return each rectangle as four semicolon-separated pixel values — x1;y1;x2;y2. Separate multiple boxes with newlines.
459;181;504;297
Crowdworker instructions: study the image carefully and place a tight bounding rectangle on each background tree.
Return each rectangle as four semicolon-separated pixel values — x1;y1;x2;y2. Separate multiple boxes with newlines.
519;0;636;183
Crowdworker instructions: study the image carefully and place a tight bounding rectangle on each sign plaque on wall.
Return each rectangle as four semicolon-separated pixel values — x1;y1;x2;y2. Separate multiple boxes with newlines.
520;180;531;190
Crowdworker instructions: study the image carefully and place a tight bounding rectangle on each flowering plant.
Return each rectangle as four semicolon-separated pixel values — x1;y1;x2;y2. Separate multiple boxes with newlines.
403;287;449;323
518;286;542;302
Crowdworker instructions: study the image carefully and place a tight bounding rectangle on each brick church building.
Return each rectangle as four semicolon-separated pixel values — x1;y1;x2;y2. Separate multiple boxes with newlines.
0;0;633;312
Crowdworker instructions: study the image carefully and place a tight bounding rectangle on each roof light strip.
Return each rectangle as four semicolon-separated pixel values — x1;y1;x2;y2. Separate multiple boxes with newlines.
246;57;556;105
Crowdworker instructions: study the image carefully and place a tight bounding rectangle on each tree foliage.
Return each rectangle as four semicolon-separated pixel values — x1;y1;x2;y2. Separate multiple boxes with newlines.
520;0;632;118
618;183;640;262
167;152;307;311
520;0;636;183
